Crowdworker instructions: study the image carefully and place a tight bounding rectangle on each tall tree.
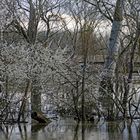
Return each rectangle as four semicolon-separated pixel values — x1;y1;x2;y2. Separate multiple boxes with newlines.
99;0;124;120
9;0;42;114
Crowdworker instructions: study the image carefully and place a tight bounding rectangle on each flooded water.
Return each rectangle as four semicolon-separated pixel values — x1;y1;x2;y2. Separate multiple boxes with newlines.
0;118;140;140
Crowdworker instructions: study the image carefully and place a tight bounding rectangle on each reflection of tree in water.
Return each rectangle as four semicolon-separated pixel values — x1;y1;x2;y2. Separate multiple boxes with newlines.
137;122;140;140
0;125;9;139
107;121;121;140
0;125;15;140
0;124;28;140
73;121;95;140
0;120;140;140
72;121;85;140
18;124;28;140
126;121;140;140
73;123;79;140
106;120;140;140
31;124;46;133
82;121;85;140
31;122;50;140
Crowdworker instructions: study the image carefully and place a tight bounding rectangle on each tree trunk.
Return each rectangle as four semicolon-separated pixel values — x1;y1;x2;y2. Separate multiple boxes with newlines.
102;0;123;79
27;0;41;113
12;0;42;115
99;0;124;120
18;79;31;122
31;77;41;112
27;0;39;44
31;112;50;123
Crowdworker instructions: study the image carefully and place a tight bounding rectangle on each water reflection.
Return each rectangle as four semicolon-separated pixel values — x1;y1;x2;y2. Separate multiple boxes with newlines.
18;124;28;140
73;122;79;140
0;119;140;140
31;124;46;132
82;121;85;140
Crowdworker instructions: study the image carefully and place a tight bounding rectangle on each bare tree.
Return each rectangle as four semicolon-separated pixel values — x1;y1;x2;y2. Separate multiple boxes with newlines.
98;0;124;120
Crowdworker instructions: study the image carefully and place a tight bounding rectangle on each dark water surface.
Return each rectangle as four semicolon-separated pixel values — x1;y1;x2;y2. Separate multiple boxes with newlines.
0;118;140;140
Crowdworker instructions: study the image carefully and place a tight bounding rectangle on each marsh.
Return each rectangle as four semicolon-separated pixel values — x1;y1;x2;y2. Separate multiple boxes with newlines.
0;118;140;140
